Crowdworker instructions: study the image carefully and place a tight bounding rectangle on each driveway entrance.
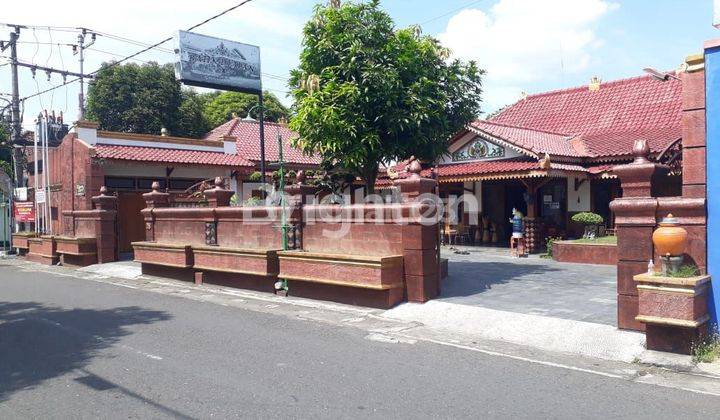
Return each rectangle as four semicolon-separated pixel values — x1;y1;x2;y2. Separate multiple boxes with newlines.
440;246;616;325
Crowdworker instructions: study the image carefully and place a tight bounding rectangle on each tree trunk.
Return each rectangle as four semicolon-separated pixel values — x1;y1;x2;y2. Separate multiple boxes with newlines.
361;166;378;196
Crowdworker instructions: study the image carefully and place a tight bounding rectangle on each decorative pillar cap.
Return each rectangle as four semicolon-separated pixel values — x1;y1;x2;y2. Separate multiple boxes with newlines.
633;139;650;164
407;156;422;179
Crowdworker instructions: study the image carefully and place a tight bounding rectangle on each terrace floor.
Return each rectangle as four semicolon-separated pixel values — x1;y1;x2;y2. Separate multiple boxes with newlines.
439;246;617;326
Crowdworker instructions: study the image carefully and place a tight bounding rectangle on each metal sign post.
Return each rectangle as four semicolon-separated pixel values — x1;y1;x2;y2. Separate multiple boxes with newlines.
173;30;266;193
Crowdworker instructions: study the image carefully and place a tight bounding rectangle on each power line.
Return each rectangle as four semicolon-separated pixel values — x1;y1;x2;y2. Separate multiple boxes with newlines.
16;0;257;103
420;0;486;25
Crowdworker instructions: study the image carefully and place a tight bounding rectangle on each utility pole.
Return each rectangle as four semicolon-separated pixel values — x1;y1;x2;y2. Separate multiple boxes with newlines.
75;28;95;120
2;25;24;187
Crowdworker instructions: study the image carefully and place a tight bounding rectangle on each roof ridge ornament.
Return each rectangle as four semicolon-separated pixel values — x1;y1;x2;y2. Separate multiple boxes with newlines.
539;153;551;169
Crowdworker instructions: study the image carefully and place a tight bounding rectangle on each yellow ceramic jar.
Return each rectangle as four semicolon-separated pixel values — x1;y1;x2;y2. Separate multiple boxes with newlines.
652;213;688;257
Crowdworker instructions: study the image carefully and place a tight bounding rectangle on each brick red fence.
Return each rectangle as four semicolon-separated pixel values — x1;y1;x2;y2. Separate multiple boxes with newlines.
12;187;118;266
133;173;441;308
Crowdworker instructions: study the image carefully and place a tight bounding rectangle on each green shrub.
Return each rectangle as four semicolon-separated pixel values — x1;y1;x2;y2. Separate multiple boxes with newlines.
571;212;604;226
668;264;699;278
543;236;563;258
693;330;720;363
243;196;263;206
248;171;262;182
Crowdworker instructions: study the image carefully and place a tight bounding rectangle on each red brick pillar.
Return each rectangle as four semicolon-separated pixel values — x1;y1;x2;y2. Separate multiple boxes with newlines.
203;177;234;207
142;181;170;242
394;158;440;302
610;140;667;330
91;186;118;263
680;54;706;199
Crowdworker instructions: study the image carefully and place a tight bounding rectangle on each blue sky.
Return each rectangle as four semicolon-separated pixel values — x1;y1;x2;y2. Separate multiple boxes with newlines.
2;0;719;131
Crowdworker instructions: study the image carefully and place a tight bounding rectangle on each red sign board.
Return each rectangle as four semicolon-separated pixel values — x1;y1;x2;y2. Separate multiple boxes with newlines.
14;202;36;223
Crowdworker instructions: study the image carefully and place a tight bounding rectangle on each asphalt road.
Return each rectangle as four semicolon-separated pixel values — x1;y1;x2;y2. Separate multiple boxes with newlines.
1;263;720;419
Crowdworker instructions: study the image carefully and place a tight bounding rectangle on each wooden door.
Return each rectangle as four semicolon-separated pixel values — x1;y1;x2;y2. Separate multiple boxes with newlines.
118;192;147;253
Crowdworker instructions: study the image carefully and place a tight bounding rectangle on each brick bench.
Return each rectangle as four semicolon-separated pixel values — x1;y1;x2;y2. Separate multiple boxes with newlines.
55;236;98;267
11;232;36;256
133;241;193;268
277;251;405;308
27;235;58;265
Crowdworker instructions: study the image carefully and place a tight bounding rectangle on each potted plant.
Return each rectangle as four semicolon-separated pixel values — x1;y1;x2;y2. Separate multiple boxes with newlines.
571;212;604;239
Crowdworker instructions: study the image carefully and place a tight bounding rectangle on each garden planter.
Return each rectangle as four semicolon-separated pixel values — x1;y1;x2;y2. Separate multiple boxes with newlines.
634;273;710;354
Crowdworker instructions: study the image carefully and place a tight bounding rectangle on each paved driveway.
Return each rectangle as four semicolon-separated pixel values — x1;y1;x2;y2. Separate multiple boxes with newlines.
440;246;617;326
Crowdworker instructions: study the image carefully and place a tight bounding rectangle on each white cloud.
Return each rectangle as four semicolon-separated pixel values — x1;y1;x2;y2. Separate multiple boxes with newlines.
438;0;618;112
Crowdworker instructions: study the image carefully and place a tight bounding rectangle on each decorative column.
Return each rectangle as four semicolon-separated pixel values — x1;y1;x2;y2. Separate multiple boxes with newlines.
610;140;667;330
142;181;170;243
283;170;318;249
520;178;544;253
203;177;234;207
394;158;441;302
91;186;118;263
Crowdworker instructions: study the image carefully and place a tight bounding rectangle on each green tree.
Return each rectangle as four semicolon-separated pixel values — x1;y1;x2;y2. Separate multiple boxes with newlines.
289;0;484;192
86;62;184;136
0;121;12;178
177;90;215;138
203;91;289;128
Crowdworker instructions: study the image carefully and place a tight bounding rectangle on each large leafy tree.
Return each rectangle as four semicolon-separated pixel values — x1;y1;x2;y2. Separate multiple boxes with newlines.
177;90;216;138
0;115;13;178
289;0;484;192
87;62;193;136
203;91;289;128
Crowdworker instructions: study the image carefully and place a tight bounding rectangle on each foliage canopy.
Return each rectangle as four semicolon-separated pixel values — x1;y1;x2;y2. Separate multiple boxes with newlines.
289;0;484;191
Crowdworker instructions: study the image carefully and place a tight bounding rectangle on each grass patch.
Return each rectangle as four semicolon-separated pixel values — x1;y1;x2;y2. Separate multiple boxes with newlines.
667;264;700;278
693;331;720;363
564;236;617;245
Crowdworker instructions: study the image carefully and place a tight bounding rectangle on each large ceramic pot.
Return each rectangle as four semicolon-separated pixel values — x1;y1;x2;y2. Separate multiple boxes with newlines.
652;213;688;257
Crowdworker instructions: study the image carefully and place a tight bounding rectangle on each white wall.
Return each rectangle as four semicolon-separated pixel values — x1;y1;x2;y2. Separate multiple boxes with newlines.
567;177;591;212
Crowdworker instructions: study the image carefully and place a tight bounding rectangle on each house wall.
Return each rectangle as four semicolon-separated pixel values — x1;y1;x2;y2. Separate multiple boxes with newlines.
26;134;103;235
567;177;591;212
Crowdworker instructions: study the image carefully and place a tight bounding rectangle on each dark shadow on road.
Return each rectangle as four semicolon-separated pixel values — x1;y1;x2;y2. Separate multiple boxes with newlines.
0;301;170;403
440;260;563;298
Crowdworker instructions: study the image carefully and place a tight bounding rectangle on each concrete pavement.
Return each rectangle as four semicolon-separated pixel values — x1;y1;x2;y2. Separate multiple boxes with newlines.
440;246;617;325
3;261;720;418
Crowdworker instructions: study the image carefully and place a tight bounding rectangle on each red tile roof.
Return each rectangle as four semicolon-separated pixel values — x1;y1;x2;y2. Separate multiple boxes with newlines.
203;119;321;166
377;160;588;186
469;120;583;157
489;74;682;157
94;144;253;167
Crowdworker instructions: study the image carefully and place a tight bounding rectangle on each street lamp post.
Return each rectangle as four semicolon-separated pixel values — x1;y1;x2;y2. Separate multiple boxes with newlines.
244;101;268;195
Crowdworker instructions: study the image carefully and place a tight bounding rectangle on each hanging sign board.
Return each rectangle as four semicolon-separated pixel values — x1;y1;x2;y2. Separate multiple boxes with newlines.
14;187;27;201
14;202;35;223
35;190;46;204
174;30;262;94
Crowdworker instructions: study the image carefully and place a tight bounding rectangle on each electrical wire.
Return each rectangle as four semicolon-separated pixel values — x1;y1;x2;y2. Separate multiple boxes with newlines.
420;0;486;25
17;0;258;103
